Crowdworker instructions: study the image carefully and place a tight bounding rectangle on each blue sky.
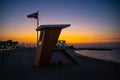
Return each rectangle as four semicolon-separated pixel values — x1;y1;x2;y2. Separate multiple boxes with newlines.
0;0;120;43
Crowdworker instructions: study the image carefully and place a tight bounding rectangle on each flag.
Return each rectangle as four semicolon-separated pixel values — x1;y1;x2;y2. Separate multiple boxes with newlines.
27;11;38;19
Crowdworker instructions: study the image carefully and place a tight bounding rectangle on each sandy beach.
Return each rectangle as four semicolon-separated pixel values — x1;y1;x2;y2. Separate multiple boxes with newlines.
0;48;120;80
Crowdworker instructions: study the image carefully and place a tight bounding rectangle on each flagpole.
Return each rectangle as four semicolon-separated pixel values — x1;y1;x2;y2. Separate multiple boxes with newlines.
37;10;39;46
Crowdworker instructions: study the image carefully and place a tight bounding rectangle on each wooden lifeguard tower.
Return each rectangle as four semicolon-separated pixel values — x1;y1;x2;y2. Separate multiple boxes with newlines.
35;24;70;67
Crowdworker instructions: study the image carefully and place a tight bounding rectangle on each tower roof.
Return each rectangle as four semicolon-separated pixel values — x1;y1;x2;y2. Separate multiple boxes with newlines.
36;24;70;31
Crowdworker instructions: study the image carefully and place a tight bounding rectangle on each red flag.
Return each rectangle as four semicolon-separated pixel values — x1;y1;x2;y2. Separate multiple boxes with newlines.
27;12;38;19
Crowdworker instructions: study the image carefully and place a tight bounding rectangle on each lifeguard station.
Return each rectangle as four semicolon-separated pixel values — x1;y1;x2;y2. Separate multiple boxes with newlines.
35;24;70;67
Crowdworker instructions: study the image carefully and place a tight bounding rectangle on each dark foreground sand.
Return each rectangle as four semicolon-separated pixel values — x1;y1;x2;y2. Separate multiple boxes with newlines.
0;48;120;80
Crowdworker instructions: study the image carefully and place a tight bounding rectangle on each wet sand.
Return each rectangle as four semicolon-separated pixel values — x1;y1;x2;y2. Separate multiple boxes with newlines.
0;48;120;80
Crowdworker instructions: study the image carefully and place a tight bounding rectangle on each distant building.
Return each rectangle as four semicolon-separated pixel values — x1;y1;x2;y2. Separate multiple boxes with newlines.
0;40;19;49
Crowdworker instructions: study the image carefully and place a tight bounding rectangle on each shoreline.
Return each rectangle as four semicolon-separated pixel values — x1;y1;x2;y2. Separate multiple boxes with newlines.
70;45;113;51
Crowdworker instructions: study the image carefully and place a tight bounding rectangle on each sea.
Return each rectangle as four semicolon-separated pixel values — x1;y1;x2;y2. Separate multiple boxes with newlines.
73;42;120;63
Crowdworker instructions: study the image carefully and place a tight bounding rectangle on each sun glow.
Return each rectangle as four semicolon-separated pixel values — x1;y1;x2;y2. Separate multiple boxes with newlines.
1;25;119;45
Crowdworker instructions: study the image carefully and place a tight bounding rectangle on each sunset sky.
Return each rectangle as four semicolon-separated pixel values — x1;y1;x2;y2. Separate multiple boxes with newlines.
0;0;120;44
